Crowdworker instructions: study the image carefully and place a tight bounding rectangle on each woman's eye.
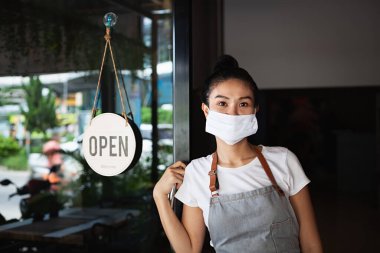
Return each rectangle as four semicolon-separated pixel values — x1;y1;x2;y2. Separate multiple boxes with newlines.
239;102;248;107
217;101;227;106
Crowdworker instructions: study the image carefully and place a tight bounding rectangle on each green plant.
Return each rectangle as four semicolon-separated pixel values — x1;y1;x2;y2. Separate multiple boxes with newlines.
0;135;20;157
141;107;151;123
20;76;58;135
141;106;173;124
1;148;27;171
159;108;173;124
115;163;153;195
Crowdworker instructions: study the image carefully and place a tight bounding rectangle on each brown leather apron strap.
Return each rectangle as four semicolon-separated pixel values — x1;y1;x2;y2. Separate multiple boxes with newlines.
253;146;285;196
208;153;219;197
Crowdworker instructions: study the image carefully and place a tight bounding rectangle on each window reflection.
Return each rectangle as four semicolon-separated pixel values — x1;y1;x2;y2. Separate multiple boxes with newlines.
0;1;173;251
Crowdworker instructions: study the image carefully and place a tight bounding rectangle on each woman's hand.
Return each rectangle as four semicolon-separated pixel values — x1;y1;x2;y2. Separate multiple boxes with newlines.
153;161;187;199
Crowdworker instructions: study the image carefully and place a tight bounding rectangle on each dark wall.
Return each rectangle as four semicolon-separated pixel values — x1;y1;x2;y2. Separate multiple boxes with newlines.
257;87;380;252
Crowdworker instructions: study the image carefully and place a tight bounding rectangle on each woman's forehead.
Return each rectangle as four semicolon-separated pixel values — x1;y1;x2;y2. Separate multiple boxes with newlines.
210;79;254;98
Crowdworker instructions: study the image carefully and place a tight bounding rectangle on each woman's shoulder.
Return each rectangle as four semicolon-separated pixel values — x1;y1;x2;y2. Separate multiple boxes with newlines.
189;154;213;167
186;154;213;174
260;145;309;195
261;145;289;155
261;145;300;165
261;145;297;161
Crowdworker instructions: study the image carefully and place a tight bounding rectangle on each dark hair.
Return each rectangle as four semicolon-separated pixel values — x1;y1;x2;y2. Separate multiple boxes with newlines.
201;55;259;107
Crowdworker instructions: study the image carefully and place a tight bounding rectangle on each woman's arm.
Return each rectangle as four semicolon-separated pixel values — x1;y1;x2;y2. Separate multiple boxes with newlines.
153;161;206;253
289;186;324;253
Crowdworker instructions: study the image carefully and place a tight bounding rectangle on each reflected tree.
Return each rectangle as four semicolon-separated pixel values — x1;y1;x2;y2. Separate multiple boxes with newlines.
20;76;57;135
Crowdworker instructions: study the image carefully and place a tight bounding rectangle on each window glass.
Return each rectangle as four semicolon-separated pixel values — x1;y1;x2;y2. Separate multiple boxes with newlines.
0;1;173;251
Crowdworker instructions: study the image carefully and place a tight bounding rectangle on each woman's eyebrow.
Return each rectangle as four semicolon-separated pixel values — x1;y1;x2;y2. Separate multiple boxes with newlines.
214;95;230;99
239;96;253;100
213;95;253;100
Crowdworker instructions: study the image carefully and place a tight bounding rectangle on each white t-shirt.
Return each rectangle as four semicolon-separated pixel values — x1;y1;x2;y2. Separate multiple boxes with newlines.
175;145;310;229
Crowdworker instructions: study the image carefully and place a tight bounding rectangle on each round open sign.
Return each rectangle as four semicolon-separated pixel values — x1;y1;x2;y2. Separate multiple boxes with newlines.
82;113;142;176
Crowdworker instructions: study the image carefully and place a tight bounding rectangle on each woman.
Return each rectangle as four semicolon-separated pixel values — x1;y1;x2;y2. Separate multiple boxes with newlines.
153;55;323;253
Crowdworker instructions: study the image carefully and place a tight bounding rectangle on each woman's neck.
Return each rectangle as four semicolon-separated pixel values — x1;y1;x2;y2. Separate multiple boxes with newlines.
215;138;257;168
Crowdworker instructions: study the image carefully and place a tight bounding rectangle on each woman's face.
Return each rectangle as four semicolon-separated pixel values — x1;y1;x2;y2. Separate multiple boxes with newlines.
203;78;256;116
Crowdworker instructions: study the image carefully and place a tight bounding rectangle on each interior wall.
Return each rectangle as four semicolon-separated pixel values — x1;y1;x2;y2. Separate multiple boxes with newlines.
224;0;380;89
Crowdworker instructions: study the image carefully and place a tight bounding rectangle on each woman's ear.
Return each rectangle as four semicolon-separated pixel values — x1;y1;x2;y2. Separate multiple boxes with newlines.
254;105;260;114
201;103;209;118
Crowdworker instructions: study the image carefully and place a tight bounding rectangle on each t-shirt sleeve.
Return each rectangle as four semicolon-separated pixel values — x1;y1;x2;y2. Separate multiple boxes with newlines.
174;162;198;207
286;149;311;196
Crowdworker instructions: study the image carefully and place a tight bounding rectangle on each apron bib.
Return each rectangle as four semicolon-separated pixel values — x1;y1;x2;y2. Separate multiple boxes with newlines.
207;146;300;253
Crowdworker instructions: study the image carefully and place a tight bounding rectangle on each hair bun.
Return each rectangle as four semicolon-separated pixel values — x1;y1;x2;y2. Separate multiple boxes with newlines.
213;55;239;72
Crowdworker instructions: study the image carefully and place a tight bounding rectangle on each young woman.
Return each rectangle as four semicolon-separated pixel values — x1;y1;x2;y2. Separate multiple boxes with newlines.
153;55;323;253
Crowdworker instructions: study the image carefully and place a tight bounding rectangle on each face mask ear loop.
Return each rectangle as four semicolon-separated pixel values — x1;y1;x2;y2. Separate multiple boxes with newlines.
205;106;210;117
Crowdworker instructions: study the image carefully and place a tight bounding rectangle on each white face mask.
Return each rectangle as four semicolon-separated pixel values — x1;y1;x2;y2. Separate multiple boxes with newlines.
205;109;258;145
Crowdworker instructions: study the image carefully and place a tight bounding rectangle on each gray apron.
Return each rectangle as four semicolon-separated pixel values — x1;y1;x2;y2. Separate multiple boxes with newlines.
207;147;301;253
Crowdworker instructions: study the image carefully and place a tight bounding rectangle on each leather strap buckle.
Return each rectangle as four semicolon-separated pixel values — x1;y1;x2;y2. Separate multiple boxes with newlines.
208;170;217;176
208;153;219;197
